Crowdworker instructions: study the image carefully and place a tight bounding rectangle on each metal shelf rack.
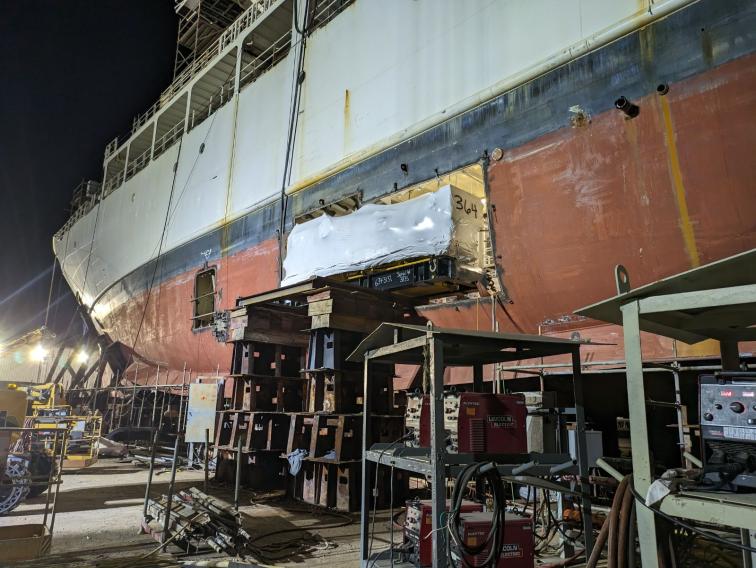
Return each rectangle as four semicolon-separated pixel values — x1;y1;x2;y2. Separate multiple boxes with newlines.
578;248;756;568
348;322;596;567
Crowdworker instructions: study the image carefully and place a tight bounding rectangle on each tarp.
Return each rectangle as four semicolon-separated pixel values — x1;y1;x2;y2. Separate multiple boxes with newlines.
282;185;485;286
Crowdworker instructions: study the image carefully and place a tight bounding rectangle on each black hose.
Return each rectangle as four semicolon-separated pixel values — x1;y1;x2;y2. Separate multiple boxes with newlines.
447;462;507;567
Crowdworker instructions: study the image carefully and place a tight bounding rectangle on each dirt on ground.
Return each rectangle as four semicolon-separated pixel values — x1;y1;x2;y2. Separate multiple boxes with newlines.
3;458;400;567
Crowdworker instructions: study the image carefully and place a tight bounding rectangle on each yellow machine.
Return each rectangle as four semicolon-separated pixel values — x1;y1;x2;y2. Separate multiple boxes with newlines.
33;408;102;469
7;382;100;470
1;387;36;515
18;382;66;412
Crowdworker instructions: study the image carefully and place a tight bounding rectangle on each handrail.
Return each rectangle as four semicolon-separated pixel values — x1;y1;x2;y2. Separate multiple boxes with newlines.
154;121;186;159
239;29;292;87
130;0;277;137
125;147;152;181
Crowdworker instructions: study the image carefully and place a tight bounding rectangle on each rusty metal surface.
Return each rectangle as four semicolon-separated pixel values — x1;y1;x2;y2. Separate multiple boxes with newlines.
486;54;756;339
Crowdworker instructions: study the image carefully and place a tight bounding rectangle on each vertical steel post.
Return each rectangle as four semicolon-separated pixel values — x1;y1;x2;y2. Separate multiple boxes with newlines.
142;429;159;518
671;369;689;468
177;363;187;433
183;369;192;431
42;427;61;528
234;435;243;511
429;334;446;568
151;365;161;428
129;382;138;427
137;386;146;427
158;371;168;433
359;356;373;566
204;428;210;494
48;428;68;537
621;300;659;567
472;363;483;393
570;347;594;555
161;436;181;551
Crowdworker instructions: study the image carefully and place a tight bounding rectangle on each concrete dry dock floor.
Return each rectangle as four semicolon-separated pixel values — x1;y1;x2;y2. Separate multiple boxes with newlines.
4;460;583;567
2;459;404;567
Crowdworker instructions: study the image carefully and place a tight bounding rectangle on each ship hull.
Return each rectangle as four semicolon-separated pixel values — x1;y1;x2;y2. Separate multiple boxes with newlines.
68;0;756;379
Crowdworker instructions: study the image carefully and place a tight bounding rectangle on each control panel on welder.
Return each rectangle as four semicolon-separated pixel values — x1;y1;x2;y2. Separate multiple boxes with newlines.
699;374;756;490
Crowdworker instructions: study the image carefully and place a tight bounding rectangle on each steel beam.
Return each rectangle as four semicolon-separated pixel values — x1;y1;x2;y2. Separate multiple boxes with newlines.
429;334;447;567
638;284;756;314
620;300;659;568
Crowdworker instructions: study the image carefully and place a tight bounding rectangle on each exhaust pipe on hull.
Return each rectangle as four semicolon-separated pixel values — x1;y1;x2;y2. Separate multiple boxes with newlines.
615;96;640;118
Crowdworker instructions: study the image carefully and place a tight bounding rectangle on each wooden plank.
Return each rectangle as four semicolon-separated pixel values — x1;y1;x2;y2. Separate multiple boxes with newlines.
308;299;334;316
242;329;309;347
306;290;333;303
310;313;384;334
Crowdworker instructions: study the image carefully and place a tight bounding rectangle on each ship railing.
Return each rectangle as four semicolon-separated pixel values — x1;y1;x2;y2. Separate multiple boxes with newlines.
311;0;352;29
153;121;186;160
54;181;102;240
124;147;152;182
189;76;237;130
239;29;292;89
130;0;277;137
102;170;126;197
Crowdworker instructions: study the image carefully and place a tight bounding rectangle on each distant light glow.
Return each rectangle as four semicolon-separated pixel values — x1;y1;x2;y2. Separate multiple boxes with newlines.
92;302;111;318
75;350;90;364
30;343;48;362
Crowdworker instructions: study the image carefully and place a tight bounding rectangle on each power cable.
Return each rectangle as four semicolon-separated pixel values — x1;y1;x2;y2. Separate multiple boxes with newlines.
447;461;506;568
276;0;312;279
366;434;411;567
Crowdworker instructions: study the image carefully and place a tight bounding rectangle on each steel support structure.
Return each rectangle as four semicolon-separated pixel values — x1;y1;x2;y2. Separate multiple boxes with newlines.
618;283;756;568
358;324;594;567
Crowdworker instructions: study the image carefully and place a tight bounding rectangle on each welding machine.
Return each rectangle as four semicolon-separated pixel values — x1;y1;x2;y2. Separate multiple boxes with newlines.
404;498;484;566
699;374;756;490
450;511;534;568
418;392;527;454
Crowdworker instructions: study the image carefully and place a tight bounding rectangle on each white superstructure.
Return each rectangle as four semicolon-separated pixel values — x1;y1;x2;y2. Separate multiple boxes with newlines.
54;0;694;314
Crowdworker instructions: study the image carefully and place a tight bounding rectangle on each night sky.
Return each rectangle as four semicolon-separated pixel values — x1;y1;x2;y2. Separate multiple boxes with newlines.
0;1;177;343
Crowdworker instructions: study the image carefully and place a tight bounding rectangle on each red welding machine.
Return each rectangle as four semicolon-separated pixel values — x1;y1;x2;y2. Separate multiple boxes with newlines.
419;392;527;454
404;499;484;567
452;511;534;568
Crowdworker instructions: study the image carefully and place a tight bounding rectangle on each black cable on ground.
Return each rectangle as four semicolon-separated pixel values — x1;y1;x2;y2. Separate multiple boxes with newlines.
447;462;506;568
366;434;410;567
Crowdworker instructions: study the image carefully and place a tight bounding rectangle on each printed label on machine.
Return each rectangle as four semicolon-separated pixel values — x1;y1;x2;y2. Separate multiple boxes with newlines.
502;543;523;558
487;415;515;428
723;426;756;441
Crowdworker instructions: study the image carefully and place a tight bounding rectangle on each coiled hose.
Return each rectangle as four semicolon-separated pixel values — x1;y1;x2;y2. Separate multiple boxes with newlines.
447;462;507;568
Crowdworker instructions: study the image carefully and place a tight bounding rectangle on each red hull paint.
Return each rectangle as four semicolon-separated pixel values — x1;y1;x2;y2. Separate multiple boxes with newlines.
103;238;280;381
487;54;756;335
104;56;756;384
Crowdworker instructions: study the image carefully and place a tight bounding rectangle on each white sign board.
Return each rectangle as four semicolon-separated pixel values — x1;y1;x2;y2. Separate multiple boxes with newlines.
185;382;221;443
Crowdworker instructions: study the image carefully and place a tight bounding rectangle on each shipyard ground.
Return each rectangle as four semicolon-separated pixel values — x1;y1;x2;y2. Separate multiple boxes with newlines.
5;459;583;567
4;458;406;567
